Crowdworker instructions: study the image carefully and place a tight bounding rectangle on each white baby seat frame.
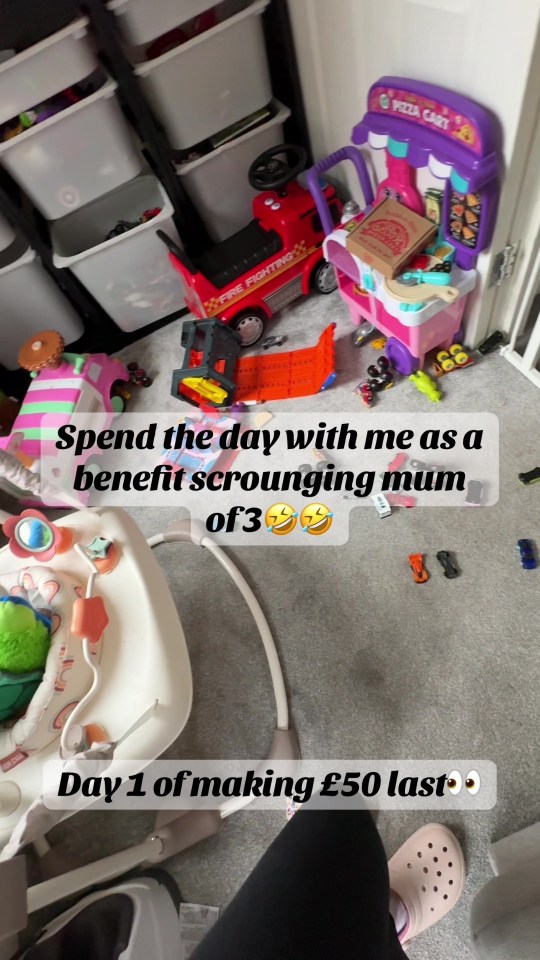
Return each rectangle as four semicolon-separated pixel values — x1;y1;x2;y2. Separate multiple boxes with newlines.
0;455;298;930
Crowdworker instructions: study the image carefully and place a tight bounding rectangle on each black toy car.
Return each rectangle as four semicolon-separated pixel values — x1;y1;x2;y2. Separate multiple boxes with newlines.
436;550;460;579
409;458;442;473
518;466;540;486
477;330;507;355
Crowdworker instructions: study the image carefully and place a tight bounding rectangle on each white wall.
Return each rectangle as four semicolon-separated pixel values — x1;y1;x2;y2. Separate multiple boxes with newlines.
288;0;540;343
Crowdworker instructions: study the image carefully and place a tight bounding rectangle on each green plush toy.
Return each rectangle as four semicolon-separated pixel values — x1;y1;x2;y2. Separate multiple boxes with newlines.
0;597;51;723
0;597;51;673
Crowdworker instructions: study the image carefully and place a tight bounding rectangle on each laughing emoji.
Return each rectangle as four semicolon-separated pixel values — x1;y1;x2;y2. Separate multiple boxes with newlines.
300;503;333;536
266;503;298;536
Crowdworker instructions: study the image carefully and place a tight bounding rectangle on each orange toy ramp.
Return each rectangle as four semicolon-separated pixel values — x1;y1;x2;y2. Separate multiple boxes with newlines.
235;323;336;403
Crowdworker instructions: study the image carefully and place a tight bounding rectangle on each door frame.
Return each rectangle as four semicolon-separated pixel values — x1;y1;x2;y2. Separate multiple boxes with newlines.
464;23;540;349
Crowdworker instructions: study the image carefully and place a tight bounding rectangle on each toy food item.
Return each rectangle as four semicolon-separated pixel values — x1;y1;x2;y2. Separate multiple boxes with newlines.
449;190;482;249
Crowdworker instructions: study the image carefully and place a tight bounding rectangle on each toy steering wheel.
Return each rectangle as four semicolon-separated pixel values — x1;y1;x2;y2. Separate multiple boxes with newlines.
248;143;307;195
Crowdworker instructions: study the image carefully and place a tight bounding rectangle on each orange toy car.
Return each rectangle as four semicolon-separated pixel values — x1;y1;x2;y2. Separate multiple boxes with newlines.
408;553;429;583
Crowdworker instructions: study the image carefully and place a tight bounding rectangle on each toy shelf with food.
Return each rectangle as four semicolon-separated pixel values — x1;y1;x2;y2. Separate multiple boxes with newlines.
306;77;500;375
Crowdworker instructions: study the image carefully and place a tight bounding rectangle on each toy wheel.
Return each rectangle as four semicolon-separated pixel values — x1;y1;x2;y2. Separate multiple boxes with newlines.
231;310;265;347
312;260;337;294
111;395;125;415
449;343;469;365
437;351;455;372
385;338;418;375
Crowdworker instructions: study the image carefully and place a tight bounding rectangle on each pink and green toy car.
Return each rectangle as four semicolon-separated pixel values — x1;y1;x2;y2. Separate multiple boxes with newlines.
0;331;129;503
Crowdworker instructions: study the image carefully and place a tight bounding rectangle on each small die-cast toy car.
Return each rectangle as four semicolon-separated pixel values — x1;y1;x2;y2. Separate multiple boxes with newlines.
436;550;460;579
518;467;540;486
408;553;429;583
465;479;483;505
517;539;537;570
261;335;288;350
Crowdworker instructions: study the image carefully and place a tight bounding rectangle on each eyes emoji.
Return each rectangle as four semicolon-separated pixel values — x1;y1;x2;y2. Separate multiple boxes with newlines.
447;770;481;796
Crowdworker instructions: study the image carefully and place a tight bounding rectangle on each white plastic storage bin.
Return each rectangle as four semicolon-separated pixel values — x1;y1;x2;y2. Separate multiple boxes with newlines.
134;0;271;150
51;174;184;332
0;80;143;221
0;213;15;253
109;0;215;45
177;100;290;241
0;19;97;127
0;245;83;370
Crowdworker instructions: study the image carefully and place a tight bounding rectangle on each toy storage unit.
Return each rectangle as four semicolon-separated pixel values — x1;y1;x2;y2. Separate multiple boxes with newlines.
0;79;144;220
0;243;84;369
177;100;291;241
133;0;272;149
0;213;15;253
108;0;217;45
51;174;184;332
0;18;97;125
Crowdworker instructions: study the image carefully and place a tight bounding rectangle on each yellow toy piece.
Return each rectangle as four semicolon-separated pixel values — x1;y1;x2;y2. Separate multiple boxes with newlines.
370;337;387;350
449;343;469;366
436;350;455;373
182;377;228;404
409;370;442;403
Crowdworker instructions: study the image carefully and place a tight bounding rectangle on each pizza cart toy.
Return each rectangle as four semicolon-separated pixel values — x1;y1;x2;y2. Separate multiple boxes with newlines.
158;143;342;347
0;331;129;504
306;77;500;374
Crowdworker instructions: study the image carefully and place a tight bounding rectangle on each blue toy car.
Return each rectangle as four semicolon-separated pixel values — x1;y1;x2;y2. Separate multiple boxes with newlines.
517;539;537;570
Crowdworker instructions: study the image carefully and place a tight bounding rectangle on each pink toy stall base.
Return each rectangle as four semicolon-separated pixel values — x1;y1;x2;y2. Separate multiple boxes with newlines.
338;275;467;373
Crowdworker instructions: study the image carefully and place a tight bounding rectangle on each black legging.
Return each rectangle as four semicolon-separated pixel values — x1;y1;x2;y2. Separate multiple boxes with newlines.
192;807;407;960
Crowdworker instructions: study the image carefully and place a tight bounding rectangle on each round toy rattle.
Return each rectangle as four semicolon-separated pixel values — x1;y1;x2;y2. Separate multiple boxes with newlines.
18;330;66;373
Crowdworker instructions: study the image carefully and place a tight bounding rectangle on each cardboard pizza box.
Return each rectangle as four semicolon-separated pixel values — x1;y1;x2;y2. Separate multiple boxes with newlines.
345;198;437;278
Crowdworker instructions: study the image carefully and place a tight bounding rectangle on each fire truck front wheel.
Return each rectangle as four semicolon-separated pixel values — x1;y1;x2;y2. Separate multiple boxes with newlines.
312;260;338;295
231;310;266;347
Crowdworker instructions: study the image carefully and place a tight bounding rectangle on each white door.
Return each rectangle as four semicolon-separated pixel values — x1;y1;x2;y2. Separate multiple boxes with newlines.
288;0;540;345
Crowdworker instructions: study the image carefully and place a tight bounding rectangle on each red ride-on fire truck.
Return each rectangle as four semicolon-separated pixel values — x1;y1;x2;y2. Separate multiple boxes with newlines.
158;144;342;346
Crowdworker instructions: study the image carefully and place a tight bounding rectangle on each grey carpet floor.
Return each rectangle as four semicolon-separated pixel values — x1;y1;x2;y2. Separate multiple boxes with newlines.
52;291;540;959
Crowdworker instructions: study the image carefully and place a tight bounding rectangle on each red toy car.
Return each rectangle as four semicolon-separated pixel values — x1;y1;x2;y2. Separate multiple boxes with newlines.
159;144;342;346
